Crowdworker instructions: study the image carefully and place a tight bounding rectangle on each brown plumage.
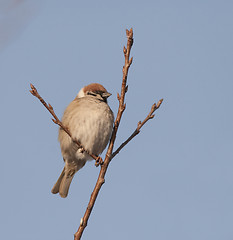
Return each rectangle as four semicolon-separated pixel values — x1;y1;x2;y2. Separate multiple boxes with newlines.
51;83;114;198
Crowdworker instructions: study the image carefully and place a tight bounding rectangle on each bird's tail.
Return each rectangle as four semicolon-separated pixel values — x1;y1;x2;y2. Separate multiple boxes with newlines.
51;167;76;198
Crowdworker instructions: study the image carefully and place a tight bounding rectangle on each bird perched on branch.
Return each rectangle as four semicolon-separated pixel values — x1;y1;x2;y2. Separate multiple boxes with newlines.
51;83;114;198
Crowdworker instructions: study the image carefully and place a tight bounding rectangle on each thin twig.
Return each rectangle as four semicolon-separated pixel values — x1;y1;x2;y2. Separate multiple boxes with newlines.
30;28;163;240
111;98;163;159
29;84;100;163
74;28;134;240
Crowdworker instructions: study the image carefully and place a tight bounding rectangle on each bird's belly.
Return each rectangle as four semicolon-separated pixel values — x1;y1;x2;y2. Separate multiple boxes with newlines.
71;110;113;160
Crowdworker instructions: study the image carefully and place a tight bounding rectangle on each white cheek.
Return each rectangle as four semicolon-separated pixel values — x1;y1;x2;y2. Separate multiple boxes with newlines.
77;88;85;98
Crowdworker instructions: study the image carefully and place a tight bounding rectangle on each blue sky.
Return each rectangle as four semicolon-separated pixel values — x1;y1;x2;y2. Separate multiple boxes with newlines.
1;0;233;239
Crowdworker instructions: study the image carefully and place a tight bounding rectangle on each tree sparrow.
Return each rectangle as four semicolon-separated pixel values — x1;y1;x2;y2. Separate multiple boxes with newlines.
51;83;114;198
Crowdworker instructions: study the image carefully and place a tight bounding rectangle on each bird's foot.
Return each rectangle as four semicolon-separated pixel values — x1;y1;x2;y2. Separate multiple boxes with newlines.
95;156;103;167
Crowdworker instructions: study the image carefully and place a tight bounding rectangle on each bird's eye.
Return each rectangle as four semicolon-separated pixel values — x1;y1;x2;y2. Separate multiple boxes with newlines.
87;91;97;97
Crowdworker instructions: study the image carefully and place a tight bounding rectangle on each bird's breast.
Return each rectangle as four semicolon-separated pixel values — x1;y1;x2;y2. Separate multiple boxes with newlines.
59;97;114;160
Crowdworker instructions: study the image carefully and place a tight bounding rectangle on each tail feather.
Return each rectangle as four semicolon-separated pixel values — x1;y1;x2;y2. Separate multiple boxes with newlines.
51;160;86;198
51;167;75;198
51;167;65;194
59;169;75;198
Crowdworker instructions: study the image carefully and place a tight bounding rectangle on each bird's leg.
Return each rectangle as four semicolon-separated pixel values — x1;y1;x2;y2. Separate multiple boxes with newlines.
78;147;85;153
95;156;103;167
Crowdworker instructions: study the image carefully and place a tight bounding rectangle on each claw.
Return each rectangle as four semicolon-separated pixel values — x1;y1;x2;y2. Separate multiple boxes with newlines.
95;156;103;167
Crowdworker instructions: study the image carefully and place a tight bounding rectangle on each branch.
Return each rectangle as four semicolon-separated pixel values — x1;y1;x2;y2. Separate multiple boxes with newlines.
74;28;134;240
111;98;163;159
29;84;100;163
30;28;163;240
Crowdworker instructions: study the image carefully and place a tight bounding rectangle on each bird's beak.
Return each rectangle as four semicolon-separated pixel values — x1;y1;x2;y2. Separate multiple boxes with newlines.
102;92;112;98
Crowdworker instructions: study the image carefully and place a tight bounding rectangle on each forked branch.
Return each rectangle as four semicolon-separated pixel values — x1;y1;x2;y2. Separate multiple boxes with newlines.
30;28;163;240
74;28;135;240
111;98;163;159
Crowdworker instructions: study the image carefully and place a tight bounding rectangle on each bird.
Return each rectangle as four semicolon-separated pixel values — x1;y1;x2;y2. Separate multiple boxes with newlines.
51;83;114;198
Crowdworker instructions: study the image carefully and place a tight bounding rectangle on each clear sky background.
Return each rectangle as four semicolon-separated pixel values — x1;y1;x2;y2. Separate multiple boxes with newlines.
1;0;233;239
